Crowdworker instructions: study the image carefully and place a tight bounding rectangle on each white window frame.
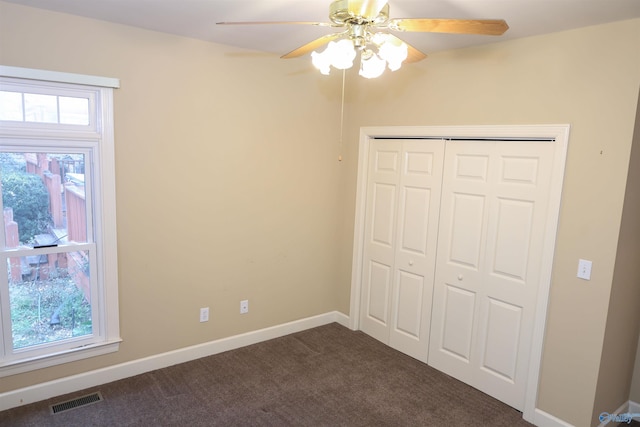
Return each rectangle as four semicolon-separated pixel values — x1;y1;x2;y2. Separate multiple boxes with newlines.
0;66;121;377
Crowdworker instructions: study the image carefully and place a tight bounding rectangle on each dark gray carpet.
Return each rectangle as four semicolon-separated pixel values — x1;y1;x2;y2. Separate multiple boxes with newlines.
0;323;533;426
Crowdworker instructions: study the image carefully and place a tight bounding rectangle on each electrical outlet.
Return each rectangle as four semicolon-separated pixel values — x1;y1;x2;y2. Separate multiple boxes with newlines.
200;307;209;322
240;300;249;314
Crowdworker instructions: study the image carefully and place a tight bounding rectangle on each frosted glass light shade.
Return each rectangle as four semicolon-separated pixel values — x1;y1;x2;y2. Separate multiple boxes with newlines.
359;50;386;79
377;37;408;71
311;39;356;75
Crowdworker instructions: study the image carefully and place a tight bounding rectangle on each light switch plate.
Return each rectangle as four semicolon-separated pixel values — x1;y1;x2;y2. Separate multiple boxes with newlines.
200;307;209;322
577;259;592;280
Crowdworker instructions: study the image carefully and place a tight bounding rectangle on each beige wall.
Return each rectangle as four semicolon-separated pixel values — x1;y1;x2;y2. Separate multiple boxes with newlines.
2;2;640;426
339;19;640;427
0;1;346;391
592;88;640;424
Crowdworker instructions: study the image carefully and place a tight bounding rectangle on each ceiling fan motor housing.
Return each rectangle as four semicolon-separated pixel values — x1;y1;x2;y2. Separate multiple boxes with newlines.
329;0;390;25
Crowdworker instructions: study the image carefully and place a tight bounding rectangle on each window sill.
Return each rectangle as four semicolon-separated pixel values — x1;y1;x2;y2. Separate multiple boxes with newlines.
0;339;122;378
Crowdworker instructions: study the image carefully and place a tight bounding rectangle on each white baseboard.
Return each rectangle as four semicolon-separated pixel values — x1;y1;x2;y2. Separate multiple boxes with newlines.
532;408;575;427
533;399;640;427
0;311;350;412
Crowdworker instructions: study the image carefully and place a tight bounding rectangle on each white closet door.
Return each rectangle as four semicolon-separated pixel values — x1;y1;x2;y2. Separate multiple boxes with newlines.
360;139;444;363
428;140;555;410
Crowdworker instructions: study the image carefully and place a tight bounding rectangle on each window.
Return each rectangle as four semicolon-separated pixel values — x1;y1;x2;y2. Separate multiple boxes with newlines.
0;66;120;376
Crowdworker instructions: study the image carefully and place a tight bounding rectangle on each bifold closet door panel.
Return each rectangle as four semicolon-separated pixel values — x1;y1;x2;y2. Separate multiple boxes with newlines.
428;140;555;410
359;139;444;363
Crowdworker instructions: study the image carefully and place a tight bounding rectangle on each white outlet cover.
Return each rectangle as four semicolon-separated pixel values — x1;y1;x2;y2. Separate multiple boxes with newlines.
240;300;249;314
577;259;592;280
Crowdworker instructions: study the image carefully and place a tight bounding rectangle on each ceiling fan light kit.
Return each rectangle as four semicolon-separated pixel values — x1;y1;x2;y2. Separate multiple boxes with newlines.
217;0;509;79
311;32;408;78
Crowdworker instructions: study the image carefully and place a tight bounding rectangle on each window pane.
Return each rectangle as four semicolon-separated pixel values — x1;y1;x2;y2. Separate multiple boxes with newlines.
24;93;58;123
1;152;88;247
59;96;89;125
7;250;93;349
0;91;24;121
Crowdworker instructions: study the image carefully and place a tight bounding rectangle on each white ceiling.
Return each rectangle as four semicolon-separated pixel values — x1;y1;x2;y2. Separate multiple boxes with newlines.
5;0;640;57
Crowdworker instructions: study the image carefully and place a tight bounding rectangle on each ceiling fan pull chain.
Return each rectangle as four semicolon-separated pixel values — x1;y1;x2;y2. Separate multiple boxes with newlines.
338;68;346;162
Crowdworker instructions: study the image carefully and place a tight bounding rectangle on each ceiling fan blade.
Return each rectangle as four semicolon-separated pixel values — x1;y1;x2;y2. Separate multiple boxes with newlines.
389;18;509;35
347;0;389;20
383;34;427;63
281;32;347;59
217;21;335;27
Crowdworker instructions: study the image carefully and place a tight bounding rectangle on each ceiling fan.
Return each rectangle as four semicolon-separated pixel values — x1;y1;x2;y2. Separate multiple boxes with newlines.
218;0;509;78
